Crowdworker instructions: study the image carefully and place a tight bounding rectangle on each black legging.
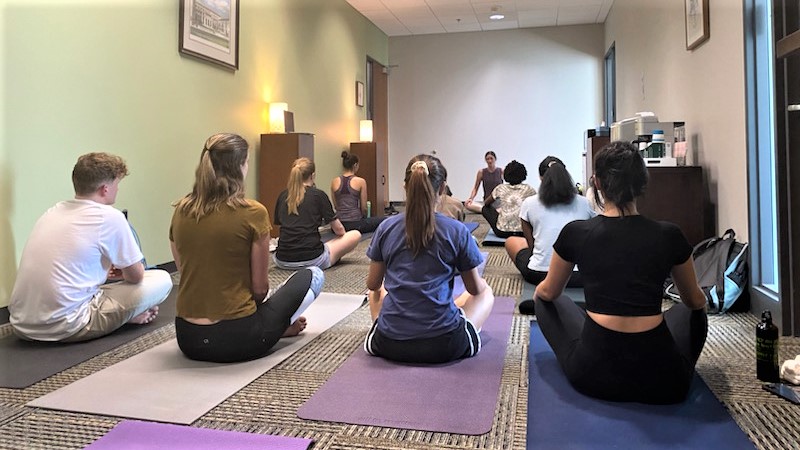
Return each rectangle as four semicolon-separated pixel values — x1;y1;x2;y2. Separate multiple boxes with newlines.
341;216;386;234
481;204;523;239
175;269;314;363
535;294;707;404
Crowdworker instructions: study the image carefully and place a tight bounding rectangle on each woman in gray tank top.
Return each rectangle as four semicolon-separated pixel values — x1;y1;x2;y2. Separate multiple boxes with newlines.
465;151;504;213
330;151;386;234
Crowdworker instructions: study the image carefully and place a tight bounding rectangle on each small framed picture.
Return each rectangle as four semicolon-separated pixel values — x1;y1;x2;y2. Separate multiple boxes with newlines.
356;81;365;107
179;0;239;70
684;0;709;51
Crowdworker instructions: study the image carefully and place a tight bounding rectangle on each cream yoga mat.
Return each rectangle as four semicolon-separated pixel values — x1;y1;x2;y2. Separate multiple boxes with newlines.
28;293;364;424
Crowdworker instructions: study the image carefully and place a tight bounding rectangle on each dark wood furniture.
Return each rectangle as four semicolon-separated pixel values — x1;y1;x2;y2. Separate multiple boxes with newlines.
259;133;314;237
584;134;610;186
349;141;386;217
637;166;709;246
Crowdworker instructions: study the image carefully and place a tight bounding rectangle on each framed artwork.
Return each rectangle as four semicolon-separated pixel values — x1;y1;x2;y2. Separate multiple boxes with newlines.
356;81;365;107
179;0;239;70
684;0;709;51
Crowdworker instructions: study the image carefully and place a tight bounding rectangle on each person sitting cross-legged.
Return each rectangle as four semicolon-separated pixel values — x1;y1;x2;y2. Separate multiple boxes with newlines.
9;152;173;342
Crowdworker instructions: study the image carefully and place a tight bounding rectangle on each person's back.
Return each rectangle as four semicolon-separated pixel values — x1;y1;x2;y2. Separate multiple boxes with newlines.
10;152;172;342
172;200;268;320
523;194;594;271
11;200;143;340
369;213;478;339
171;134;323;363
365;154;494;364
275;157;361;270
333;175;364;222
533;141;707;404
275;185;333;262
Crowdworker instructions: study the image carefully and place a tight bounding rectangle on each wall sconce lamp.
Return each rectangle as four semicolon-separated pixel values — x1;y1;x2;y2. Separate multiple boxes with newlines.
360;120;373;142
269;102;288;133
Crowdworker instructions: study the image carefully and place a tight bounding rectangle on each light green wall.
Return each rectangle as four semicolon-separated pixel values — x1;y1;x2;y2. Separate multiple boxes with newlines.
0;0;388;307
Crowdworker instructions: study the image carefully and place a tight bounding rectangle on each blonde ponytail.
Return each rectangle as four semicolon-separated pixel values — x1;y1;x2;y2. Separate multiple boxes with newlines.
287;157;315;215
403;155;447;257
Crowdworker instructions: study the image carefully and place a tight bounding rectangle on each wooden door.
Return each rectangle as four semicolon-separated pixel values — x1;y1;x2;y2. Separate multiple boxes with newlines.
369;58;389;210
350;142;385;218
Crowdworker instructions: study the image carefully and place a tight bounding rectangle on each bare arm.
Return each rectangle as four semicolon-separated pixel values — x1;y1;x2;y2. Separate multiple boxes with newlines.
460;266;489;296
330;177;339;207
466;170;483;203
330;218;346;236
534;251;574;301
671;257;706;310
367;261;386;319
250;233;271;301
120;261;145;284
521;219;534;249
357;177;369;216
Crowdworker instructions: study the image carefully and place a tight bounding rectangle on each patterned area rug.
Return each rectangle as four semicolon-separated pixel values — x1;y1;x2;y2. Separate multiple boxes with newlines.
0;215;797;449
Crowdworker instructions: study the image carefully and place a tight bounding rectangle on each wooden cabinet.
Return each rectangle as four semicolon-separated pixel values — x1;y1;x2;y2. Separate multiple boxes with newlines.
637;166;710;246
584;134;610;186
349;141;386;217
259;133;314;237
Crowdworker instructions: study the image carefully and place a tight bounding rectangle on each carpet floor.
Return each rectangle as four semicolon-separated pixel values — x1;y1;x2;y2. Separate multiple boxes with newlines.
0;214;797;449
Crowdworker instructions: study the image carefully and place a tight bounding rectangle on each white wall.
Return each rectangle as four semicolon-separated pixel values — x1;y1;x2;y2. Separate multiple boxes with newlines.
387;26;605;201
605;1;748;236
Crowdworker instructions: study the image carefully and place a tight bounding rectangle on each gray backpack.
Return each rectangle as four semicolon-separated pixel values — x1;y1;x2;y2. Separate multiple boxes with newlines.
665;229;749;314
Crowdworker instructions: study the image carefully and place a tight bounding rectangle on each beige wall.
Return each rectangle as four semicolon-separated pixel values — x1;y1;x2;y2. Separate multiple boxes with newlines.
605;0;748;238
388;26;606;201
0;0;388;307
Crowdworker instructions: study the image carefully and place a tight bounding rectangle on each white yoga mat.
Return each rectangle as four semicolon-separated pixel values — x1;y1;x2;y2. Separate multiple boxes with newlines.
28;293;364;424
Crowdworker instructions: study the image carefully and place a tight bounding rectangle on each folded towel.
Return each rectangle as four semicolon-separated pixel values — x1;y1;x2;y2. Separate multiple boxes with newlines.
781;355;800;384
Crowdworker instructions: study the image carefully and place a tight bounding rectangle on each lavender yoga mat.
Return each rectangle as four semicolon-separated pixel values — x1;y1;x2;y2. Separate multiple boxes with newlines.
297;297;515;435
84;420;312;450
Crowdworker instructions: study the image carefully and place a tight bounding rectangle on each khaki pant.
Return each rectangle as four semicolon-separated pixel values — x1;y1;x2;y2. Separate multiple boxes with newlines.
62;270;173;342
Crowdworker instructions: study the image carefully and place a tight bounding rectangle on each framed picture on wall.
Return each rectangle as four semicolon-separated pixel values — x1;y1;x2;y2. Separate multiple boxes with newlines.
356;81;365;107
684;0;709;51
179;0;239;70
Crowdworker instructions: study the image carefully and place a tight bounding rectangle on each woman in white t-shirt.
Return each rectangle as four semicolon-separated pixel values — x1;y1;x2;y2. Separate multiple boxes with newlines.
505;157;595;312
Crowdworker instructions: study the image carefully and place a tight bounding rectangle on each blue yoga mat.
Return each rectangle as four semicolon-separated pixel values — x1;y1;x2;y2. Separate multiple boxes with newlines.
528;323;754;449
464;222;479;233
481;229;505;246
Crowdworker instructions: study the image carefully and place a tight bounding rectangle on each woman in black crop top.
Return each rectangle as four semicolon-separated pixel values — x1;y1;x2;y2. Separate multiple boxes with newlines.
533;141;707;404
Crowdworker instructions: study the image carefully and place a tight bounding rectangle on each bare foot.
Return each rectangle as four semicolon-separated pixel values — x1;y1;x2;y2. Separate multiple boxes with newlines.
128;306;159;325
282;316;307;337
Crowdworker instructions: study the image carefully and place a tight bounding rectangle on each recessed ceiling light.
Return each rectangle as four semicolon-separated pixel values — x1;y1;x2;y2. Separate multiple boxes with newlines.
489;6;504;20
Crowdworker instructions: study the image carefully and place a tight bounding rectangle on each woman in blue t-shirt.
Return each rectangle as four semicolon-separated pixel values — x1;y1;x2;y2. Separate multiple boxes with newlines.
364;154;495;364
534;141;707;404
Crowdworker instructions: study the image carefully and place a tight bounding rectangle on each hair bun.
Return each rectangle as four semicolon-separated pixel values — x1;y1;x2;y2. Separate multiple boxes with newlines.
341;151;348;158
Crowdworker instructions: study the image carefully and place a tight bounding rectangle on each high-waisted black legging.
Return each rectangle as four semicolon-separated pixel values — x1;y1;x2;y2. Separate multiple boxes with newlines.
175;268;317;363
535;294;707;404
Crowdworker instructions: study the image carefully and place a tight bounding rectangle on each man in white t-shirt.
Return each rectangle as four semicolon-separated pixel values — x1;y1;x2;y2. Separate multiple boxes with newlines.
9;152;172;342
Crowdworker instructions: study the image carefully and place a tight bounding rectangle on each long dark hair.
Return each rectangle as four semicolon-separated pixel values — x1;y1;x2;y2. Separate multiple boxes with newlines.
404;154;447;257
593;141;648;215
538;156;576;207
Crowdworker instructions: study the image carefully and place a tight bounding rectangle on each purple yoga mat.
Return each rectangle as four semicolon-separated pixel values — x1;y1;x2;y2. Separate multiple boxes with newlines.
84;420;313;450
297;297;514;435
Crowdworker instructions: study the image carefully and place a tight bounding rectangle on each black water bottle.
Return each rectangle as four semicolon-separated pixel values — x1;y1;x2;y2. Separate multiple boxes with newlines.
756;310;780;382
